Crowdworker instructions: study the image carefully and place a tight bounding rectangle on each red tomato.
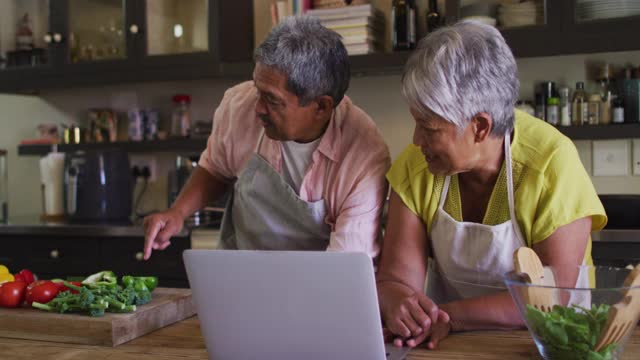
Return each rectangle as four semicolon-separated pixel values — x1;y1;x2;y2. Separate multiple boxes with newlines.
0;281;27;308
25;280;59;305
55;281;82;294
13;269;36;286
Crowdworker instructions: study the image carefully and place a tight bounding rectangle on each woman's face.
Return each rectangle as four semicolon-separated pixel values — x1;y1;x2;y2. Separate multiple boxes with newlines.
411;108;478;176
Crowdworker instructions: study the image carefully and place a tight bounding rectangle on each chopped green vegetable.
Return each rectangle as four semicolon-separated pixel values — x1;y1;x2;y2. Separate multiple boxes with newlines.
32;277;153;317
121;275;158;292
82;271;117;289
526;304;617;360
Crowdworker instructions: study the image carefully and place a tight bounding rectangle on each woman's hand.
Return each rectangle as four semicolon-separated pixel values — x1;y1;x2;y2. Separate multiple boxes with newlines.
384;308;451;349
378;280;440;342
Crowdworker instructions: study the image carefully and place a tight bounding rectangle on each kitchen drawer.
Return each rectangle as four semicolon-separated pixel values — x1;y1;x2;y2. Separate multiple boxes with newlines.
0;236;30;271
28;238;102;276
101;237;190;280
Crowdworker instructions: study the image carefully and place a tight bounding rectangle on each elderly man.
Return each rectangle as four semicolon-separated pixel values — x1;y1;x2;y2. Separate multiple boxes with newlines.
143;16;390;259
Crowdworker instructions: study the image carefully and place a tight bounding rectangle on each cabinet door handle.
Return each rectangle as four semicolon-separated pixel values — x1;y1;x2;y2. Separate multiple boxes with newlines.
43;33;52;43
129;24;139;35
135;252;144;261
50;249;60;259
53;33;63;43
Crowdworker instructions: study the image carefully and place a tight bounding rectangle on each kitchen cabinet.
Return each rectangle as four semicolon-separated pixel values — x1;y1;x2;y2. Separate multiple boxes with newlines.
0;0;253;93
447;0;640;58
0;229;192;288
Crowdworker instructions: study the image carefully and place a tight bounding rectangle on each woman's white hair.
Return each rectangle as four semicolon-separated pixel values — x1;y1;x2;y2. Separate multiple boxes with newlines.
402;20;519;136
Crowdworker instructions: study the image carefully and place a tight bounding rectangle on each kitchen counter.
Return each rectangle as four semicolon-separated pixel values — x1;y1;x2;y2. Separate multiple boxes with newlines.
593;229;640;243
0;316;638;360
0;216;189;238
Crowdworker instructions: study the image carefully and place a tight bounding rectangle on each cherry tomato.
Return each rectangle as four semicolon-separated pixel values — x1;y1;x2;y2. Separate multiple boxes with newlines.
13;269;36;286
0;281;27;308
25;280;59;305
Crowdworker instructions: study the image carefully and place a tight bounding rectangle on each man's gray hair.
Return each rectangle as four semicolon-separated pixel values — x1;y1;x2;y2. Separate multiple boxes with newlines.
402;20;519;136
254;16;350;107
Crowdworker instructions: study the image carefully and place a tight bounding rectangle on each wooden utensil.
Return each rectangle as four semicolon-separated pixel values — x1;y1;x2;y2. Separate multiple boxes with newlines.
513;247;555;312
595;264;640;351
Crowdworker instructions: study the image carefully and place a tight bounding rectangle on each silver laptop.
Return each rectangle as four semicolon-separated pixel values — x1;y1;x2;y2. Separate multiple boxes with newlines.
183;250;411;360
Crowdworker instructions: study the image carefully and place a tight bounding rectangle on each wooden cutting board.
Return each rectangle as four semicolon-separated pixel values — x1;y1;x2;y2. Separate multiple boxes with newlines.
0;287;195;347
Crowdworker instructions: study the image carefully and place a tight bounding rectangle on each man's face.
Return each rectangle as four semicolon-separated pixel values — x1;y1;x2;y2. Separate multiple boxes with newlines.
253;63;319;142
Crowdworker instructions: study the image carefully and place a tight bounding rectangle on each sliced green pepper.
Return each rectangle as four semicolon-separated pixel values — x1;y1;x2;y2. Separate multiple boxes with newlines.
82;271;118;289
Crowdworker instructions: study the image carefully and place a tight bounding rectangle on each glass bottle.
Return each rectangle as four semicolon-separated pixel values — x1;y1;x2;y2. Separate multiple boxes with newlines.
559;87;571;126
546;97;559;126
612;97;625;124
0;149;7;224
572;82;588;126
588;94;602;125
171;94;192;138
426;0;442;33
392;0;416;50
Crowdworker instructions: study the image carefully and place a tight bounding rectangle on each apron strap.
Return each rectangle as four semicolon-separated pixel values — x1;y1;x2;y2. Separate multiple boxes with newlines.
254;129;266;155
504;132;526;246
438;176;451;210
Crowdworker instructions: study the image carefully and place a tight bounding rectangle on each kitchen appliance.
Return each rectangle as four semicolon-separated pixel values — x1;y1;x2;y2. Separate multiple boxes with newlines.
168;155;225;228
0;149;7;223
64;149;132;223
39;152;66;218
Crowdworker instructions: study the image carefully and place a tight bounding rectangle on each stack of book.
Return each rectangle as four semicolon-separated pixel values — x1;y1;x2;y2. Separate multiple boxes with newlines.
307;4;384;56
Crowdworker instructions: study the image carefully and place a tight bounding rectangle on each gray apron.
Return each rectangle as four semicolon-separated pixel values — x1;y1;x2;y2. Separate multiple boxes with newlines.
219;130;331;250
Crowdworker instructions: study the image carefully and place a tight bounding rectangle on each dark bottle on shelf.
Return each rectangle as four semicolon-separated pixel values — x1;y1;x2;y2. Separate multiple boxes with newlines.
392;0;416;51
426;0;442;33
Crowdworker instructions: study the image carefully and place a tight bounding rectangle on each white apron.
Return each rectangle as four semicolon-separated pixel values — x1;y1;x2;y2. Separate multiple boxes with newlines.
426;133;589;304
219;130;331;250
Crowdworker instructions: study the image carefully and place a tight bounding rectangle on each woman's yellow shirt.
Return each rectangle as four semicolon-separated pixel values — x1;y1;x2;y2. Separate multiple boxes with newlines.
387;109;607;264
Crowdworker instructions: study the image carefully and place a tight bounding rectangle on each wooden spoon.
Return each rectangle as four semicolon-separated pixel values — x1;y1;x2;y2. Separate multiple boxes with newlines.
594;264;640;351
513;247;555;312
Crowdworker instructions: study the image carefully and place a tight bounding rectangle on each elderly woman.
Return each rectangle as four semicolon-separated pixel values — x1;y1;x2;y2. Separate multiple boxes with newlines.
377;21;607;349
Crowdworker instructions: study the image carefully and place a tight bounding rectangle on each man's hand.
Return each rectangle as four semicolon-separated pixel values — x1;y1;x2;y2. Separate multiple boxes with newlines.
143;209;185;260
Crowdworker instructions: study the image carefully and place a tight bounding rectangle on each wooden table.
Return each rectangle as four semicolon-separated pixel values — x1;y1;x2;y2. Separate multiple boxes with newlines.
0;317;638;359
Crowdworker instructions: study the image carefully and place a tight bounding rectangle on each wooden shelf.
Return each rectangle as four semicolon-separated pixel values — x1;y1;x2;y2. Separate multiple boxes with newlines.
17;138;208;156
557;124;640;140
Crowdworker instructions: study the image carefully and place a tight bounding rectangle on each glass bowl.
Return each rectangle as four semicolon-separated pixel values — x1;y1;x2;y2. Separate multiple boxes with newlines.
504;265;640;360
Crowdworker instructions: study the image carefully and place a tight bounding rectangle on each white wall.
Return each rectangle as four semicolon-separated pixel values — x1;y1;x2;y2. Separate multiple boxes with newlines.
0;95;68;217
1;49;640;217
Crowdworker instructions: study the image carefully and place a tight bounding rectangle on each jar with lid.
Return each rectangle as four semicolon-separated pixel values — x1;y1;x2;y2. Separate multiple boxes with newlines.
546;97;559;126
171;94;192;138
0;149;7;224
588;94;602;125
559;87;571;126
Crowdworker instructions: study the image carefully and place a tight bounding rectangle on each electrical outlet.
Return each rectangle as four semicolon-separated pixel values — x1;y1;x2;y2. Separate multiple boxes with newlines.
592;140;629;177
130;155;157;182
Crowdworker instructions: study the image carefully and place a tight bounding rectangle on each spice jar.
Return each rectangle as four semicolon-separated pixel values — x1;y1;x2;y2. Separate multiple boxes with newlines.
171;94;192;138
588;94;602;125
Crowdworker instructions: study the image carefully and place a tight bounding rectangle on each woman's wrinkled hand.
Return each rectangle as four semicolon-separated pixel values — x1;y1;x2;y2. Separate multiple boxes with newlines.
386;308;450;349
378;281;441;344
